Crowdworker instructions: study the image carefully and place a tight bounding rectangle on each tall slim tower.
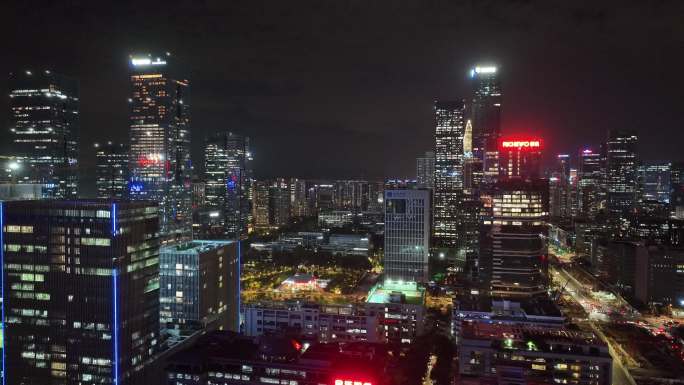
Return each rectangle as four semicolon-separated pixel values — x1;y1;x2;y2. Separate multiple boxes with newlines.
469;65;502;180
605;129;638;217
127;53;191;240
203;132;252;239
578;148;603;218
433;101;466;261
2;200;160;384
95;141;129;199
8;70;79;198
416;151;435;190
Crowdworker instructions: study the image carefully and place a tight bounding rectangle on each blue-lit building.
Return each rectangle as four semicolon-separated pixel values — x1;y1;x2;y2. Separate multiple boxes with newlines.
160;240;240;341
1;200;160;384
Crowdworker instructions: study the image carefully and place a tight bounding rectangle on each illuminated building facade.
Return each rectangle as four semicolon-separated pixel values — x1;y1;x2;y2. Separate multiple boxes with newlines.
8;70;79;198
416;150;435;189
384;189;430;283
549;154;571;219
497;138;543;179
202;132;252;239
269;179;291;227
605;129;639;216
95;141;129;199
480;178;549;297
252;181;271;231
469;65;502;180
1;200;160;385
578;148;603;218
160;241;240;339
433;101;470;261
128;53;192;240
638;162;671;204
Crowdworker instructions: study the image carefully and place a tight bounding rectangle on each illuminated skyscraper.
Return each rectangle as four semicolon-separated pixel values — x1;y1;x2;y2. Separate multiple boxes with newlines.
497;137;543;179
639;162;671;204
95;141;129;199
202;131;252;239
606;129;639;216
578;148;603;218
1;200;160;385
433;101;468;260
252;180;271;231
549;154;571;219
416;151;435;190
127;53;192;240
384;189;431;283
8;70;79;198
469;65;502;180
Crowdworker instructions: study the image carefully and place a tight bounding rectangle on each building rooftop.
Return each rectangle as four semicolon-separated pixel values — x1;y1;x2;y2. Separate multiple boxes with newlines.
366;282;425;306
454;295;563;319
162;240;234;254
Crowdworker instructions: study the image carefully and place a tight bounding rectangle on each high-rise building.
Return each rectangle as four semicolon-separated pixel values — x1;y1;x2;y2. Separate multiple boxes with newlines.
203;132;252;239
497;137;543;179
672;162;684;219
469;65;502;179
1;199;160;384
384;189;431;283
416;151;435;190
433;101;468;260
95;141;129;199
578;148;604;218
639;162;671;204
549;154;571;219
605;129;639;216
269;178;291;227
160;240;240;340
128;53;191;241
480;178;549;297
8;70;79;198
289;178;309;217
252;180;271;231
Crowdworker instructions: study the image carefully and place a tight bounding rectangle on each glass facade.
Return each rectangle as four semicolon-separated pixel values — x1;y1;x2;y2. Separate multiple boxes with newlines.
95;141;129;199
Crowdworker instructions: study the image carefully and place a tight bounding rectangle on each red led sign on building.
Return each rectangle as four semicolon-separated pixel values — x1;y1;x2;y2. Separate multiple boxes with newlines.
499;138;543;151
334;380;372;385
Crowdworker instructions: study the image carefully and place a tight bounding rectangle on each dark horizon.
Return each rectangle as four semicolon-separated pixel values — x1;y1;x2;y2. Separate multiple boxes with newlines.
3;1;683;194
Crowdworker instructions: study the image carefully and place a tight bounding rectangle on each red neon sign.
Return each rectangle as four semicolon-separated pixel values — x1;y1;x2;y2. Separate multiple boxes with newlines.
499;138;542;150
334;380;372;385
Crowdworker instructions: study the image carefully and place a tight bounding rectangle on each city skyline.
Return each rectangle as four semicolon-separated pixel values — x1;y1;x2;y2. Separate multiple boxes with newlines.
3;2;684;197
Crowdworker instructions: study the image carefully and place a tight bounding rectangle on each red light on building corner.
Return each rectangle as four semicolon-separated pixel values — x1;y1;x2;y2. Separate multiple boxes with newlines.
334;380;372;385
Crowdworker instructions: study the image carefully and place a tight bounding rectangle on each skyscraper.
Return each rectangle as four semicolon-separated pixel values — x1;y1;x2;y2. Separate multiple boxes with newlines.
416;151;435;190
578;148;603;218
469;65;502;180
128;53;191;240
549;154;571;219
479;179;550;297
384;189;431;283
1;199;160;384
497;137;543;179
433;101;467;260
252;180;271;231
95;141;129;199
203;131;252;239
606;129;639;216
639;162;671;204
8;70;79;198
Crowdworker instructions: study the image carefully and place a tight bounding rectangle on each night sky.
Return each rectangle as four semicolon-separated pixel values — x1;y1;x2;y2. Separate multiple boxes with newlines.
3;1;684;195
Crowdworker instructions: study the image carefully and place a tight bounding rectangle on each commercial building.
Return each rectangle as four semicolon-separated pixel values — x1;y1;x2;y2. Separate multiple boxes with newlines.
242;302;381;343
384;189;430;283
160;241;240;341
318;210;354;229
605;129;639;217
458;323;612;385
251;180;271;231
8;70;79;198
638;162;671;204
469;65;501;180
549;154;571;219
203;132;252;239
416;150;435;190
578;148;604;219
164;331;387;385
95;141;129;199
479;178;550;297
497;137;543;179
1;199;160;384
366;282;426;345
128;53;192;241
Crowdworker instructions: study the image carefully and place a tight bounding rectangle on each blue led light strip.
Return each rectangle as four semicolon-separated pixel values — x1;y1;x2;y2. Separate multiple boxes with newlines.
112;268;119;385
1;201;5;385
111;203;117;236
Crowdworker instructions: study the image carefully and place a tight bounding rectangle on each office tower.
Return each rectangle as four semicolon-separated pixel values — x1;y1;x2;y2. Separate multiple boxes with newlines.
384;189;430;283
160;240;240;340
469;65;502;179
252;180;271;231
289;178;309;217
2;200;160;385
639;162;671;204
269;178;291;227
433;101;468;260
8;70;79;198
95;141;129;199
480;178;550;297
549;154;571;219
416;151;435;190
672;162;684;219
203;131;252;239
497;137;543;179
578;148;604;218
128;53;191;241
605;129;638;216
